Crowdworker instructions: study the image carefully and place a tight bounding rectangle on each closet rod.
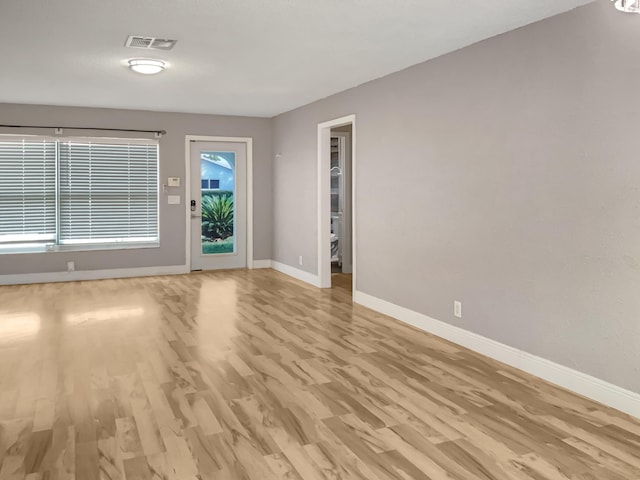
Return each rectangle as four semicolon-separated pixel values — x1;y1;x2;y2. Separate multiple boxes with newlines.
0;124;166;136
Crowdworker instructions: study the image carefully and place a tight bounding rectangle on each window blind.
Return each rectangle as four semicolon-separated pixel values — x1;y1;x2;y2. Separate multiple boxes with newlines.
0;138;57;244
59;140;158;244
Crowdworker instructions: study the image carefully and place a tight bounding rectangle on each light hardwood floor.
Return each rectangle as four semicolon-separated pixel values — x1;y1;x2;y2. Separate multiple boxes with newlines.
0;269;639;480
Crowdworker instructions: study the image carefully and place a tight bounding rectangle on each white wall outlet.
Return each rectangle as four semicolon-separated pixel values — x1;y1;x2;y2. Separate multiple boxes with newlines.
67;261;75;272
167;177;181;187
167;195;181;205
454;300;462;318
298;255;303;266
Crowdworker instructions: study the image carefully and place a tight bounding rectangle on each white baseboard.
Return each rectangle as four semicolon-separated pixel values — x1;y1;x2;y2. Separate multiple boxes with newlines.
0;265;189;286
354;290;640;419
271;260;322;287
251;259;272;269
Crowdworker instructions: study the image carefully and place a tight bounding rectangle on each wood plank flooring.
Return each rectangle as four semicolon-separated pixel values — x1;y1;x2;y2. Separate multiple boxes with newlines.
0;269;638;480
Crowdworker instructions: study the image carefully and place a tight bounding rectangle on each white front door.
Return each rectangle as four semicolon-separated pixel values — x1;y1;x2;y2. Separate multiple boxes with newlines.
190;141;247;270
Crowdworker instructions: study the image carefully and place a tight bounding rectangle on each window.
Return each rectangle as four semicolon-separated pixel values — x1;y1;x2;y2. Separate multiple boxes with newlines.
201;179;220;190
0;136;159;252
59;139;159;244
0;138;57;246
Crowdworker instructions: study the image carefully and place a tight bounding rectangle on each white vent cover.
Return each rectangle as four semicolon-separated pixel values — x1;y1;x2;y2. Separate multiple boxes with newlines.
125;36;177;50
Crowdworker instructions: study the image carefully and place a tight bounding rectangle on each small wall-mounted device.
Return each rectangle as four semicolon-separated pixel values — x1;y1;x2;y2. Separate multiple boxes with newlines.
190;199;196;212
167;177;180;187
168;195;181;205
454;300;462;319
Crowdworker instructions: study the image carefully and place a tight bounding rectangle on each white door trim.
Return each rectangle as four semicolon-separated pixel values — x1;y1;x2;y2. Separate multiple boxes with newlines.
317;115;356;291
184;135;254;270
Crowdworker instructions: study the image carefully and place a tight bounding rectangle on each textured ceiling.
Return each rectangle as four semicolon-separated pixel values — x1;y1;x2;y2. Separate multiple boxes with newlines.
0;0;592;117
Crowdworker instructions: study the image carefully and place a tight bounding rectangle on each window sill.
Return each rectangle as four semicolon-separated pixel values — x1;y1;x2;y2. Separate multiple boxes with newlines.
0;242;160;255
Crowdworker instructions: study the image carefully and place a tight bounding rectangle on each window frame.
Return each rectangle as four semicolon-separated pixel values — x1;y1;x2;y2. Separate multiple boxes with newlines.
0;134;160;255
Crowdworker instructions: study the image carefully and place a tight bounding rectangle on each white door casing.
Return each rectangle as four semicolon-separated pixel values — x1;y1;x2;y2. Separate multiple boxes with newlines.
317;115;356;291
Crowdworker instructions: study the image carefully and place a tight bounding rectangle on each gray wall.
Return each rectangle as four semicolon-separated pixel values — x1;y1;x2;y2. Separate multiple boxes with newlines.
273;0;640;394
0;103;272;274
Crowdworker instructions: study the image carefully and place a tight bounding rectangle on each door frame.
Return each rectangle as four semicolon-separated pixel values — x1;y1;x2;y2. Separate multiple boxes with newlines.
184;135;254;270
317;114;356;291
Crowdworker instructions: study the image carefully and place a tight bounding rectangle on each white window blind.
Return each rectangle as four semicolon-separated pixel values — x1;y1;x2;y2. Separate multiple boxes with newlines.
59;140;159;244
0;138;57;244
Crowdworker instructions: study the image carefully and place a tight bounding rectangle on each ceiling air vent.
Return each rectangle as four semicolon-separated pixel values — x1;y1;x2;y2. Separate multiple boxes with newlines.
125;36;177;51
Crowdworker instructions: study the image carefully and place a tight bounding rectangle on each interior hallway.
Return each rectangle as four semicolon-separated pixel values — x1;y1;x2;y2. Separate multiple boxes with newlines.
0;269;639;480
331;272;352;293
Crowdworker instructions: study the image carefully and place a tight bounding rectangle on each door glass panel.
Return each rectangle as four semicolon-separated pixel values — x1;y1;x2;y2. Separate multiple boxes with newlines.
200;151;235;255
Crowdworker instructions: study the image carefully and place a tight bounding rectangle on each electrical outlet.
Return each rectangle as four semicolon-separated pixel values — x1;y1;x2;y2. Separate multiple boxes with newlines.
298;256;303;266
454;300;462;318
67;261;75;272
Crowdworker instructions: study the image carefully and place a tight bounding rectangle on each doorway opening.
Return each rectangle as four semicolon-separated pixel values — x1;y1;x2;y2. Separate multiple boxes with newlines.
185;136;254;271
330;126;352;292
317;115;356;293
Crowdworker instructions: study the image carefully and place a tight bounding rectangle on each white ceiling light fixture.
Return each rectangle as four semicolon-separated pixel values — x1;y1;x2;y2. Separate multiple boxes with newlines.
612;0;640;13
128;58;166;75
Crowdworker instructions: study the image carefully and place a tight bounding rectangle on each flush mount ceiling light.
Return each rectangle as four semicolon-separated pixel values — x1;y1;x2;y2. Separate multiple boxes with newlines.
612;0;640;13
128;58;166;75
